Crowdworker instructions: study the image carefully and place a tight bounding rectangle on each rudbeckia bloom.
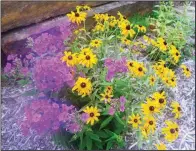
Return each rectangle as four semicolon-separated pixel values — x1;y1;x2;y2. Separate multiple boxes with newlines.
72;77;92;97
162;120;179;142
67;10;87;25
128;114;141;128
169;45;181;64
149;75;156;86
121;37;131;45
141;98;160;115
90;39;102;48
100;92;113;103
61;51;78;67
78;50;98;68
93;23;105;32
171;101;182;119
155;143;167;150
143;116;156;133
135;25;146;33
83;106;100;125
180;64;191;78
152;91;166;109
119;22;136;38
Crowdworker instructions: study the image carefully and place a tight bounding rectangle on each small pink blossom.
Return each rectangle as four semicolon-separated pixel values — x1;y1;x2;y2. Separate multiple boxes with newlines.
108;107;115;115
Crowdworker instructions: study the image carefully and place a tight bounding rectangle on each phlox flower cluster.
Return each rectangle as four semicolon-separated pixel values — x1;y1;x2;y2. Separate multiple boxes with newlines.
20;99;81;135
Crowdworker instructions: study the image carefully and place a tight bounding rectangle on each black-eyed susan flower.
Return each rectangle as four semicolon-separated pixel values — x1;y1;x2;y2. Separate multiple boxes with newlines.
72;77;92;97
93;23;105;32
76;5;91;11
135;25;146;33
156;37;167;52
90;39;102;48
94;13;109;22
100;92;113;103
67;10;87;25
119;22;136;38
128;114;141;128
171;101;182;119
180;64;191;78
149;75;156;86
162;120;179;142
143;116;156;133
117;11;128;22
83;106;100;125
78;49;98;68
140;124;150;139
155;143;167;150
169;45;181;64
121;37;131;45
132;62;147;77
61;51;78;67
152;91;166;109
141;98;160;115
104;86;113;94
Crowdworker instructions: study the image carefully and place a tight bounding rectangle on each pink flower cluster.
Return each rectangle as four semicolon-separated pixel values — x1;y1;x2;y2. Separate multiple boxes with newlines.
20;99;81;136
104;57;128;81
3;53;35;77
108;96;127;115
33;53;75;91
32;33;64;56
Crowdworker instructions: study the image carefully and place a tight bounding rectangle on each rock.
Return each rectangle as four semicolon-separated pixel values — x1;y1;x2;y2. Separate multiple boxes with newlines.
1;1;155;58
1;1;109;32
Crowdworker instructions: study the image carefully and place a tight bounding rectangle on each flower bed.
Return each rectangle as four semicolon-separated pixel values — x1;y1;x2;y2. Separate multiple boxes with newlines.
2;1;194;150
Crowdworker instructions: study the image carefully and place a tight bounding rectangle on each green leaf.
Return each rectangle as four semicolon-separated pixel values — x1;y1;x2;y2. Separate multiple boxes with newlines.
23;89;38;96
104;129;115;137
17;79;29;86
106;140;114;150
86;136;92;150
100;116;113;129
114;114;125;125
96;130;109;138
86;131;101;142
105;136;116;142
94;141;103;149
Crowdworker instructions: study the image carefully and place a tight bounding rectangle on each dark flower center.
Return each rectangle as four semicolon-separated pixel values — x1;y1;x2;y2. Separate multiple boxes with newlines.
171;78;174;82
149;106;155;111
75;13;80;17
138;67;143;72
151;78;154;82
86;55;90;60
68;55;73;60
178;107;181;111
139;25;142;27
126;25;131;30
163;41;167;45
123;16;127;19
175;128;178;131
80;82;86;88
90;113;94;117
149;121;153;125
105;95;109;99
164;64;166;67
186;68;189;71
134;119;138;123
129;62;133;67
176;52;179;56
95;41;98;44
159;98;164;104
170;128;175;134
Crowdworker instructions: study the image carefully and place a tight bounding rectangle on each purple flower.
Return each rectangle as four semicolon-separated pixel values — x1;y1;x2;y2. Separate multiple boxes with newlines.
104;57;128;81
4;63;12;73
120;104;125;112
108;106;115;115
67;123;81;133
119;96;126;105
80;113;89;122
7;54;17;61
20;67;29;76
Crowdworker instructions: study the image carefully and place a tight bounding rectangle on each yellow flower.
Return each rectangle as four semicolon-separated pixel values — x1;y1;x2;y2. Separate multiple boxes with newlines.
127;61;147;77
67;10;87;25
100;92;113;103
61;51;78;67
141;98;160;115
72;77;92;97
149;75;156;86
121;37;131;45
104;86;113;94
94;13;109;22
169;45;181;64
143;35;151;44
155;143;167;150
117;11;128;22
162;120;179;142
140;124;150;139
90;39;102;48
171;101;182;119
156;38;167;52
93;23;105;32
128;114;141;128
78;49;98;68
152;91;167;110
135;25;146;33
76;5;91;11
180;64;191;78
83;106;100;125
109;17;118;27
143;116;156;134
119;22;136;38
